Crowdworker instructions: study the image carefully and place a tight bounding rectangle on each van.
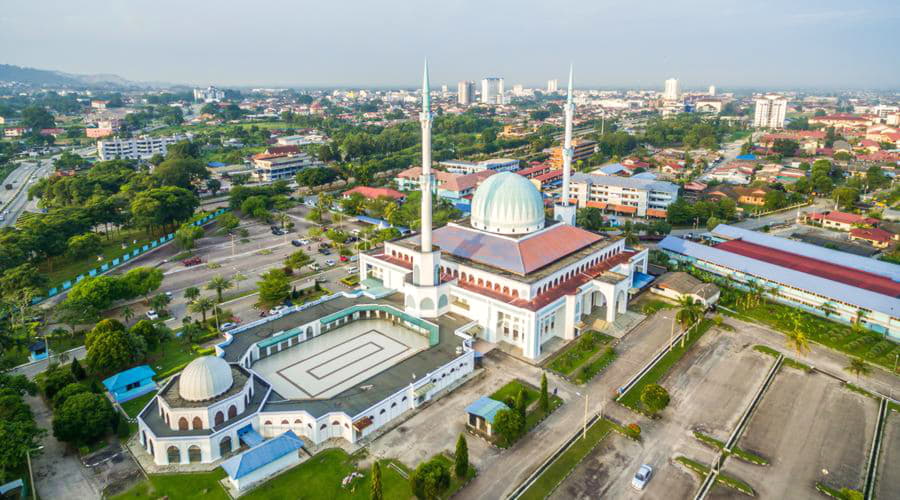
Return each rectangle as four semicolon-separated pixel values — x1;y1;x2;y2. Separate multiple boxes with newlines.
346;266;358;274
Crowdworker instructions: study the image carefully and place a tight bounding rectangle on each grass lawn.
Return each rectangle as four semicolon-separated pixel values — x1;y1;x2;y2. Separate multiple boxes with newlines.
618;319;713;412
120;391;157;418
547;331;614;377
490;379;539;406
149;339;208;380
39;228;156;286
675;456;755;497
111;470;229;500
518;418;615;500
721;293;900;372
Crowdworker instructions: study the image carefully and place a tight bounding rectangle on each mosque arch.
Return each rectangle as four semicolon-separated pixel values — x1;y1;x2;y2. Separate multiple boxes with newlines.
421;298;434;310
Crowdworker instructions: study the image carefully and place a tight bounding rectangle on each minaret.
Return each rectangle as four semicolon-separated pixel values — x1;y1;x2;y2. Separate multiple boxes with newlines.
420;60;433;251
554;65;577;226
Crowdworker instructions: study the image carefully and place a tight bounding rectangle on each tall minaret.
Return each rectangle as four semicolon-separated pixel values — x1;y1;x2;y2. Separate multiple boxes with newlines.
420;59;433;251
554;65;577;226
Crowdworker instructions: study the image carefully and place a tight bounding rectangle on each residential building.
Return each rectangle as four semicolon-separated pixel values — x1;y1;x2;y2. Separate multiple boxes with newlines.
753;94;788;129
342;186;405;202
457;81;475;105
708;85;716;96
86;127;114;139
194;86;225;103
663;78;680;101
549;139;596;168
799;210;879;232
481;77;504;104
660;225;900;339
548;79;559;93
251;151;321;182
849;227;894;249
439;158;519;174
694;98;723;114
274;134;326;146
703;185;771;206
3;127;30;137
569;173;679;218
651;272;720;308
97;135;184;160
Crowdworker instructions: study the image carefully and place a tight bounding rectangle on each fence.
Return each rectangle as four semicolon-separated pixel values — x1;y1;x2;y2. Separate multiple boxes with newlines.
36;208;229;304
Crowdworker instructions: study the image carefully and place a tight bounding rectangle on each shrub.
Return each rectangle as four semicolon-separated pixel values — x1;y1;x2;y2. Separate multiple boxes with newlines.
52;382;90;409
52;392;116;445
410;458;450;500
640;384;670;414
627;423;641;438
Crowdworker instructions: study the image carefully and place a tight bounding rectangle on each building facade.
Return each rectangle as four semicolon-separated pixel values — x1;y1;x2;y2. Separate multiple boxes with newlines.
663;78;680;101
97;135;185;160
569;173;679;218
753;94;788;129
251;152;322;182
481;77;504;104
457;81;475;105
439;158;519;174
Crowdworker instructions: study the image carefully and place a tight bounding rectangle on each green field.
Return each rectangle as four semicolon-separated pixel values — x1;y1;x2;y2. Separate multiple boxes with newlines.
120;391;157;418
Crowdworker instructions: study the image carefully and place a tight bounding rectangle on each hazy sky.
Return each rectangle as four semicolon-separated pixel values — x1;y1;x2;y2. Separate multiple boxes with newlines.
2;0;899;90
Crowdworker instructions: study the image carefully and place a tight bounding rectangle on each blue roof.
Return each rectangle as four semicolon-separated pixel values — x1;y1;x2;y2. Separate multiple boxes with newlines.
598;163;627;175
221;430;304;480
207;161;227;167
103;365;156;391
735;154;757;161
466;396;508;424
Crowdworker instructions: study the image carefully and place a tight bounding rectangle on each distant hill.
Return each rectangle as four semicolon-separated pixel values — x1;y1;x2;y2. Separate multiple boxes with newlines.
0;64;167;89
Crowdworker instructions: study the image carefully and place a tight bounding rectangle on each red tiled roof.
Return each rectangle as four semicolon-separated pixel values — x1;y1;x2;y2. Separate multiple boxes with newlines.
343;186;405;200
715;239;900;297
517;225;605;274
646;208;668;218
821;211;878;226
850;227;893;243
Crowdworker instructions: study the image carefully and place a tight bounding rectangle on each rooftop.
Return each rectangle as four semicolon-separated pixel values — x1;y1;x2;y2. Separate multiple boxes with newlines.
221;430;304;480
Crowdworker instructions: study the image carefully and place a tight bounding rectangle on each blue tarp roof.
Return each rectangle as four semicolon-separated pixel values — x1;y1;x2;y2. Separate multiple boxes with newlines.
466;396;508;424
207;161;227;167
221;430;303;480
735;154;757;161
103;365;155;391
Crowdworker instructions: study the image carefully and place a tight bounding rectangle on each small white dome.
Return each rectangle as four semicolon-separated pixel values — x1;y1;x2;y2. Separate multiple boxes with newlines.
470;172;546;235
179;356;233;401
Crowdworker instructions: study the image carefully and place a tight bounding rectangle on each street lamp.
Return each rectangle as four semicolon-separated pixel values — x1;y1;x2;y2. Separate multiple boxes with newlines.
574;391;593;440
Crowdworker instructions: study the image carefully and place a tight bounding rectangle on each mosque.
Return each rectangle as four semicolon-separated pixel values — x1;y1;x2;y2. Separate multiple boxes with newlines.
134;64;646;478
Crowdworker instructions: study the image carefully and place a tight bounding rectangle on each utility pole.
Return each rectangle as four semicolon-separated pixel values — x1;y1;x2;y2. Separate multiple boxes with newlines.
583;392;589;440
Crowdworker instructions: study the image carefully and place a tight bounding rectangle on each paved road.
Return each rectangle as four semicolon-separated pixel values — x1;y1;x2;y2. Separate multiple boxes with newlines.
0;158;53;227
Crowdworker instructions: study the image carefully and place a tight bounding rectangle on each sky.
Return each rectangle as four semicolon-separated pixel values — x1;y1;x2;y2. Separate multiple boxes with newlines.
2;0;899;90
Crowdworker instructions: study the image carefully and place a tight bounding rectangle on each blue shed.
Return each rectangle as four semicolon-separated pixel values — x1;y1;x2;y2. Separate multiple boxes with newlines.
221;430;304;492
28;340;48;362
103;365;157;403
466;396;509;436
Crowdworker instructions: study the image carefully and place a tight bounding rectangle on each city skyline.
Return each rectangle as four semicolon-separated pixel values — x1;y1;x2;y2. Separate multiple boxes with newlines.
1;0;898;89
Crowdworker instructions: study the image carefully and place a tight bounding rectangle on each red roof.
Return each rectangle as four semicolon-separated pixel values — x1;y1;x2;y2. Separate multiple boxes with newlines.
850;227;893;243
267;145;301;155
819;211;878;226
343;186;405;200
715;239;900;297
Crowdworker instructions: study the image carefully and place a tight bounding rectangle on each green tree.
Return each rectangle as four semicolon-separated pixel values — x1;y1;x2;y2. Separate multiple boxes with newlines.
184;286;201;303
844;357;871;381
832;186;859;210
131;186;199;234
70;358;86;381
257;269;290;308
149;292;172;313
786;328;810;357
51;382;90;410
410;458;451;500
122;306;135;325
189;296;216;323
52;392;115;445
540;372;549;413
130;319;164;350
284;250;312;272
706;216;722;231
675;296;703;347
175;224;204;253
66;233;102;260
205;178;222;196
206;275;234;303
371;461;383;500
515;388;527;420
85;319;146;374
39;365;75;400
121;267;164;300
65;276;127;313
640;384;670;414
492;408;524;446
454;433;469;479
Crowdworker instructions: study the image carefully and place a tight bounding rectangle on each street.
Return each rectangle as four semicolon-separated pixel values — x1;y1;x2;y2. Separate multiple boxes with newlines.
0;157;53;228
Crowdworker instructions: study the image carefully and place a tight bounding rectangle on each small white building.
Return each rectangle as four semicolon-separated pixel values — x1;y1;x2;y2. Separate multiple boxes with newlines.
220;430;303;492
650;272;720;308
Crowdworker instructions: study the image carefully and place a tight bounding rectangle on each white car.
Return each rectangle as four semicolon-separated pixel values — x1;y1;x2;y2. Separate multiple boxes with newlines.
631;464;653;490
219;322;237;332
310;263;321;272
268;305;288;315
145;310;159;320
324;259;335;267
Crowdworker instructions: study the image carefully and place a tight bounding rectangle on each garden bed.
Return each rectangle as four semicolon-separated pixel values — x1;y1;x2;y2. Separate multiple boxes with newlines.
546;331;615;382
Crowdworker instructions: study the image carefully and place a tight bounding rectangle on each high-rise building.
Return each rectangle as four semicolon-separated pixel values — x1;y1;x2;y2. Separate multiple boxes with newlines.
441;84;449;95
481;77;504;104
753;94;788;129
548;79;559;93
708;85;716;96
457;80;475;105
512;84;524;96
193;86;225;103
663;78;680;101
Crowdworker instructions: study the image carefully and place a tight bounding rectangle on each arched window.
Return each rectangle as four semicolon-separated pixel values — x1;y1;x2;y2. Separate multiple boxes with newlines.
332;420;340;426
214;411;224;426
219;436;232;457
379;409;386;415
264;420;272;426
320;423;327;430
391;402;397;408
188;445;202;463
141;431;146;446
228;405;237;419
167;446;180;464
294;419;302;425
402;396;408;401
148;439;154;457
192;417;203;430
165;413;170;425
178;417;188;431
281;420;289;426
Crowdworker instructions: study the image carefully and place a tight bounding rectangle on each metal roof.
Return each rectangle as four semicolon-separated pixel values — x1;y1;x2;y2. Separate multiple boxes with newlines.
465;396;508;424
570;172;679;194
220;430;303;480
103;365;155;391
659;236;900;317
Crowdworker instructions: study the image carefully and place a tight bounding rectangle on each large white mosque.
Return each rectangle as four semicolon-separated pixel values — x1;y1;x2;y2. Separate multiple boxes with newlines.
134;64;646;480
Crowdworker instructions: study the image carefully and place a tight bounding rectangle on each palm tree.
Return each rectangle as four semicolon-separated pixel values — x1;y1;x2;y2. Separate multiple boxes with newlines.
189;296;216;323
122;306;135;325
150;293;171;313
676;296;704;347
206;275;234;303
233;272;248;293
844;357;871;381
184;286;200;303
786;329;811;356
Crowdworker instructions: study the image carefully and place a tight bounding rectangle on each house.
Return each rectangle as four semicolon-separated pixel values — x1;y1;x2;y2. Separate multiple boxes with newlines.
102;365;157;403
660;162;685;176
703;185;771;206
650;272;720;308
220;430;304;492
4;127;30;138
342;186;405;202
849;227;894;249
800;210;879;231
466;396;509;437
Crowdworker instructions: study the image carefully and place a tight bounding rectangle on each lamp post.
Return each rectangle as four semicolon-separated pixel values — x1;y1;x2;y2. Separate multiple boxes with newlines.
575;391;591;440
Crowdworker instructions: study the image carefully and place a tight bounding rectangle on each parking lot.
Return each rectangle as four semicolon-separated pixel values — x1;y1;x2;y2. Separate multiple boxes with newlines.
726;368;878;498
876;410;900;499
551;327;772;499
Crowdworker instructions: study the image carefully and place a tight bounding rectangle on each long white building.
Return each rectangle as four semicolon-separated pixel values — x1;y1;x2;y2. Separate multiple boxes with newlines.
753;94;788;129
481;77;504;104
569;173;680;218
663;78;680;101
97;135;186;160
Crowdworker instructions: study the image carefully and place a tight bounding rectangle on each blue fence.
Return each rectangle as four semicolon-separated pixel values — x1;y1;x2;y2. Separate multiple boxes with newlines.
36;208;229;304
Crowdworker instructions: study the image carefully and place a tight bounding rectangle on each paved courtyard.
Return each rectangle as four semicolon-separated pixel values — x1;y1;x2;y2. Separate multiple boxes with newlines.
253;319;428;399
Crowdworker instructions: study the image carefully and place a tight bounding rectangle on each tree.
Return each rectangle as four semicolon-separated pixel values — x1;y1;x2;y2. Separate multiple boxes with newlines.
844;357;871;381
70;358;86;381
786;329;810;357
0;386;44;484
492;408;524;446
190;296;216;323
706;216;722;231
51;382;90;410
257;269;290;308
55;298;101;334
540;372;549;413
410;458;451;500
640;384;670;414
284;250;312;272
771;139;799;157
832;186;859;210
66;233;102;260
121;267;164;300
576;207;605;231
184;286;201;303
122;306;135;326
217;212;240;232
206;275;234;303
175;224;204;252
515;388;527;420
149;292;172;313
454;433;469;479
675;296;703;347
371;461;383;500
39;366;75;400
130;319;164;350
206;178;222;196
65;276;126;313
85;319;146;374
153;158;209;189
20;106;55;129
130;186;199;234
52;392;115;445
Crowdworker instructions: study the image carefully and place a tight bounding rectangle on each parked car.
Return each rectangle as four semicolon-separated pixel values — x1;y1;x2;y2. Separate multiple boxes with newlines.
291;239;303;247
315;277;328;284
325;259;335;267
268;305;288;315
339;255;349;262
318;248;331;255
631;464;653;490
182;257;202;266
345;266;358;274
146;310;159;320
219;322;237;332
310;263;321;271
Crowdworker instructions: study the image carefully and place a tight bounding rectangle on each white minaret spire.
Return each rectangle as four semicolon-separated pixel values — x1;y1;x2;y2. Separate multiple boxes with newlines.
420;58;433;251
554;64;577;226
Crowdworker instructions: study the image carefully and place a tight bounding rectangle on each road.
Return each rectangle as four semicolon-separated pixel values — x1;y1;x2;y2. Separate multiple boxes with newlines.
0;158;53;228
